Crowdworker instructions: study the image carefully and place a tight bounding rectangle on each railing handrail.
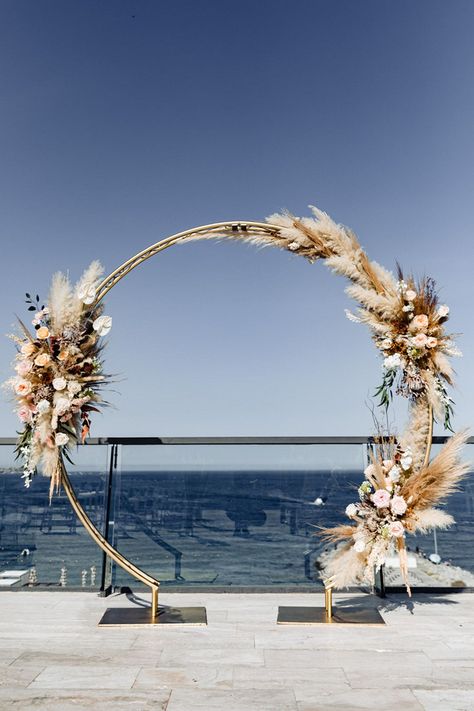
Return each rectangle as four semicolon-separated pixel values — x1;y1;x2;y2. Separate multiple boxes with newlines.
0;435;473;445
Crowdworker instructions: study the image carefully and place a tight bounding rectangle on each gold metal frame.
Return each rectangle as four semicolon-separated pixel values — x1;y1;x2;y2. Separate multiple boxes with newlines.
60;221;281;624
59;220;434;625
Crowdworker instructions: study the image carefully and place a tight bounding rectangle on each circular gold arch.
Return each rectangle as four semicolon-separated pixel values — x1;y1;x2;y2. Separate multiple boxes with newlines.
59;219;434;617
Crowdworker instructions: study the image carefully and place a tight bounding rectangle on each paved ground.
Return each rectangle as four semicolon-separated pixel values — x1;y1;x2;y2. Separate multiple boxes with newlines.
0;591;474;710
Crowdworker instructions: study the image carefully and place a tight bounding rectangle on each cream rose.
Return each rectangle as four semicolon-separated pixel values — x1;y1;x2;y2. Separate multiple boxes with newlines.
55;432;69;446
36;326;50;339
405;289;417;301
21;342;36;357
34;352;51;367
411;314;429;331
380;338;392;350
426;337;438;348
52;377;67;391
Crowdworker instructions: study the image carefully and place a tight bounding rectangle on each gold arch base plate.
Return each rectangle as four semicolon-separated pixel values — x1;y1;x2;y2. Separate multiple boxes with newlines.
277;606;385;626
99;606;207;627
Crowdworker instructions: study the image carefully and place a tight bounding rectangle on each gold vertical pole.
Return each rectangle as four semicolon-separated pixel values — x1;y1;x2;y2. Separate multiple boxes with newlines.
324;585;333;621
151;586;159;619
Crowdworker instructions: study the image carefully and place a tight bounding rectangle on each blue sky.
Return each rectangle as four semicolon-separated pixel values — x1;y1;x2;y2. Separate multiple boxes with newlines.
0;0;473;437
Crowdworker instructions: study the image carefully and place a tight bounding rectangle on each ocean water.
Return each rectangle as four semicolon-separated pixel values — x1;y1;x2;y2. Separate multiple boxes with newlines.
1;468;473;589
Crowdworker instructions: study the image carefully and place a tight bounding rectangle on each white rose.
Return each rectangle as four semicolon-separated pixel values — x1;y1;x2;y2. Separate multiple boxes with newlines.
54;397;70;415
52;377;67;391
380;339;392;350
400;455;413;471
77;282;96;305
67;381;82;395
405;289;417;301
92;315;112;336
383;354;403;370
437;304;449;318
389;465;401;482
37;399;51;414
354;539;366;553
55;432;69;447
345;503;358;518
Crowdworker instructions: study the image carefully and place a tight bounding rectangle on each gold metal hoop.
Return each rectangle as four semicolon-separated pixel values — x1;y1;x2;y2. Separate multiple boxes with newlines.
60;220;434;614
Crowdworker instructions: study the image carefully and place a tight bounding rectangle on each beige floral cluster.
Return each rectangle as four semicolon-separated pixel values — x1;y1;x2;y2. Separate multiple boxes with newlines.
6;262;111;495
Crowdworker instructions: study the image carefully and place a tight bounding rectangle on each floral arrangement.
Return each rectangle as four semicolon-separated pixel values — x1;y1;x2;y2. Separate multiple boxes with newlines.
5;262;111;497
188;205;469;593
322;432;469;594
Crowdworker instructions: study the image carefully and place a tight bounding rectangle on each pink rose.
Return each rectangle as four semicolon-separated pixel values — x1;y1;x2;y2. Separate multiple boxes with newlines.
17;405;33;423
371;489;391;508
426;337;438;348
390;495;407;515
412;333;428;348
389;521;405;538
412;314;429;331
16;360;33;376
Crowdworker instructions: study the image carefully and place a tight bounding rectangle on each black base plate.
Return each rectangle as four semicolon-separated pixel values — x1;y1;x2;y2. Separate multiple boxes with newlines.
277;606;385;625
98;606;207;626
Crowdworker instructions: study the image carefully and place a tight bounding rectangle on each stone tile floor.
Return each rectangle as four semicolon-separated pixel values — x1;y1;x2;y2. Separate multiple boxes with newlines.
0;591;473;710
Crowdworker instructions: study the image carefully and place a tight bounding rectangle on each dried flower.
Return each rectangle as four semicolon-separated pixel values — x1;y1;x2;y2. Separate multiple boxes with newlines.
437;304;449;318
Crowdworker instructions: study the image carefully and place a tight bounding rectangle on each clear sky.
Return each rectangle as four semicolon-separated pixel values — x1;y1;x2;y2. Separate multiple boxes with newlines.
0;0;473;438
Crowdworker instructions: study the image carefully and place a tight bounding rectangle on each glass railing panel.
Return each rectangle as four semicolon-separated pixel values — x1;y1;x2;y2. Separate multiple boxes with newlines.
111;443;367;589
0;443;109;590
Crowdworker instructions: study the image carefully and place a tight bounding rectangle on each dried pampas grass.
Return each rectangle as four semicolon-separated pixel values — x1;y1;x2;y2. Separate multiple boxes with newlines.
401;430;471;510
